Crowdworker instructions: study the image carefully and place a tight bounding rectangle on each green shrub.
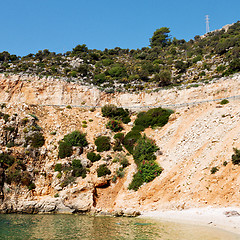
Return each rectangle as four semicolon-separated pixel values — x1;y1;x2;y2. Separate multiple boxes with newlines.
95;136;111;152
114;133;125;143
223;161;228;166
28;182;36;190
131;124;145;132
56;172;62;179
97;164;111;177
21;117;29;125
54;193;59;198
60;176;76;188
192;55;202;63
6;141;14;148
66;105;72;109
106;119;123;132
58;141;73;159
128;171;144;191
63;131;88;147
134;108;173;130
87;152;101;162
123;130;141;154
50;131;57;135
210;166;219;174
220;99;229;105
112;175;117;183
216;65;226;72
133;136;158;166
120;157;129;168
117;169;124;178
113;140;123;152
3;114;10;123
72;159;86;178
155;70;172;87
82;124;87;128
26;132;45;148
82;120;87;124
232;148;240;165
101;104;130;123
139;160;162;182
89;119;93;122
128;161;162;191
54;163;62;172
0;153;15;168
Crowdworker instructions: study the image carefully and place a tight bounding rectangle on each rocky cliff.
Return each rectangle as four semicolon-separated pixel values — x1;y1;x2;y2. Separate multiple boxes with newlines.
0;73;240;215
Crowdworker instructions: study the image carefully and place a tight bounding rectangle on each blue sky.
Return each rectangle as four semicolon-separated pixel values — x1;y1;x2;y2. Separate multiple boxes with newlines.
0;0;239;56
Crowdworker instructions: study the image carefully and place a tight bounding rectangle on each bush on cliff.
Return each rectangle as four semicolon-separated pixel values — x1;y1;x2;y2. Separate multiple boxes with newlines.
134;107;173;130
97;164;111;177
101;104;130;123
63;130;88;147
106;119;123;132
123;130;141;154
232;148;240;165
87;152;101;162
58;131;88;158
58;141;73;159
26;132;45;148
72;159;86;178
95;136;111;152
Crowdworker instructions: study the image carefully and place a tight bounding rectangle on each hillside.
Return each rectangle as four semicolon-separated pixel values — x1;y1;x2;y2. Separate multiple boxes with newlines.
0;21;240;93
0;73;240;214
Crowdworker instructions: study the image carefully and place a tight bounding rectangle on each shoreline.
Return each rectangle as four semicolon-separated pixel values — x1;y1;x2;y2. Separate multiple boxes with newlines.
139;207;240;235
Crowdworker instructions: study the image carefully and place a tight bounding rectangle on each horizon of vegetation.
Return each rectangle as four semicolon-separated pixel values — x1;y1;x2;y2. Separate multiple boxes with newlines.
0;20;240;92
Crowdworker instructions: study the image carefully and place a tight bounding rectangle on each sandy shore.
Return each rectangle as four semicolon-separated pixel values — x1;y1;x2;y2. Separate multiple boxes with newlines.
140;207;240;235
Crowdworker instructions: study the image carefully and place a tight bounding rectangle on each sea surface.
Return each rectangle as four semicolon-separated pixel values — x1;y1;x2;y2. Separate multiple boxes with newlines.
0;214;239;240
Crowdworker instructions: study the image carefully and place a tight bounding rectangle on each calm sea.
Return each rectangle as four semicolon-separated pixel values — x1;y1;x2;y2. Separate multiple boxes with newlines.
0;214;239;240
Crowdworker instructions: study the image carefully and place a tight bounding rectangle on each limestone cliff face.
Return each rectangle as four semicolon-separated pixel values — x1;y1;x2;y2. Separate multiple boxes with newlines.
0;74;240;214
1;73;240;109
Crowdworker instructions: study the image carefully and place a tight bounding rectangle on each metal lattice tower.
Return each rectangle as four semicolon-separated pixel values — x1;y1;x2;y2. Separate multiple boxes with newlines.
206;15;210;33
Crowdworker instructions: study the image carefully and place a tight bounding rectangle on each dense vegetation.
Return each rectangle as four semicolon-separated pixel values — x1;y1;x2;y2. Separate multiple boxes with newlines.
100;104;172;190
1;22;240;92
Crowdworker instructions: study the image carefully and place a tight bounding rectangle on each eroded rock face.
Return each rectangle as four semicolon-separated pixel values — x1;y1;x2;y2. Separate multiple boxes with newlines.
0;74;240;215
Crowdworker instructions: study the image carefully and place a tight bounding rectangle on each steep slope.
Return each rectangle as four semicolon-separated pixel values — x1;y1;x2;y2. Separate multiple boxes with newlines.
0;74;240;214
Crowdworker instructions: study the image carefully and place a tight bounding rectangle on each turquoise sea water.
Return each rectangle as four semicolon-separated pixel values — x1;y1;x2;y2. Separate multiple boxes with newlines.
0;214;239;240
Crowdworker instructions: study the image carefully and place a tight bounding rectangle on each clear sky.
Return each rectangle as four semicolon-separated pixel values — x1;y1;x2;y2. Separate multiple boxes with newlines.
0;0;239;56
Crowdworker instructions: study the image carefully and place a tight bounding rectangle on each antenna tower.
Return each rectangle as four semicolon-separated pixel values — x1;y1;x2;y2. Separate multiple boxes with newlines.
206;15;210;33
